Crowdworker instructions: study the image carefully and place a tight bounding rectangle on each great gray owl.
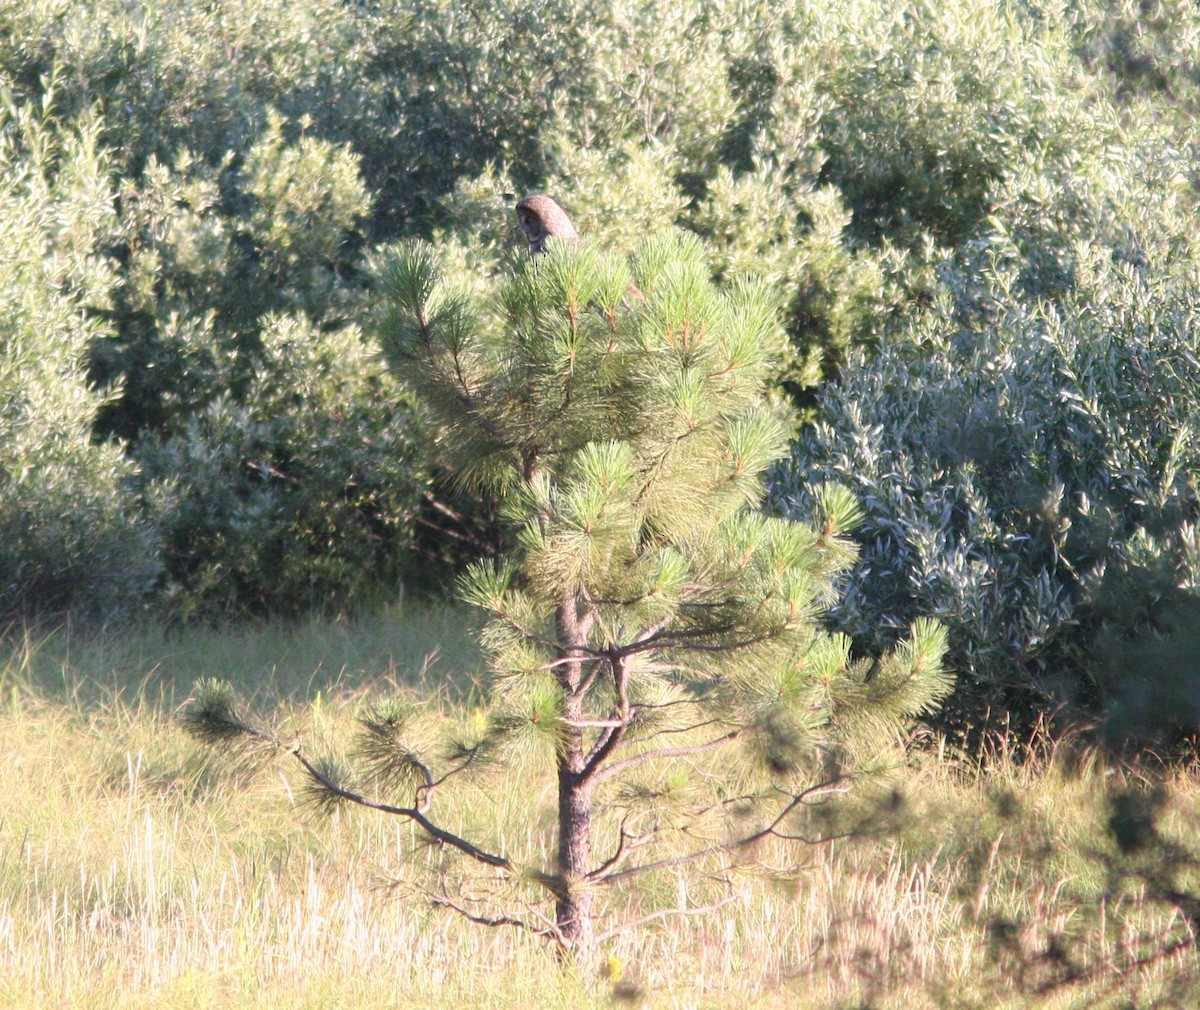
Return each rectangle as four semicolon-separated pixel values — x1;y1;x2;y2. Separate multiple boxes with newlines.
515;194;580;254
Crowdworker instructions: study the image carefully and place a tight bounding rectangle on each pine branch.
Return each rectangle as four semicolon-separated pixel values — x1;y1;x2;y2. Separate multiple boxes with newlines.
405;877;568;946
595;776;850;887
587;815;658;880
562;717;625;728
354;708;436;811
630;615;674;647
448;381;508;445
592;729;741;785
180;679;277;748
615;714;732;747
424;745;487;797
491;603;580;657
179;680;281;781
289;744;514;873
579;654;633;782
620;624;782;657
426;894;552;938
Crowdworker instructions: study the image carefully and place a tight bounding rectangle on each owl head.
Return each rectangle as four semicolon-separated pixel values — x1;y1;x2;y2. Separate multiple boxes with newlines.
515;194;579;254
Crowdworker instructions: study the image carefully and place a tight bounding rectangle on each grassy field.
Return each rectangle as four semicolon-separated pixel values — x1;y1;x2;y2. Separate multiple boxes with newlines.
1;605;1198;1009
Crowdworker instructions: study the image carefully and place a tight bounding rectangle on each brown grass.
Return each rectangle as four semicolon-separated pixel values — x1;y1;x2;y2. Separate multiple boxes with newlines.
1;610;1197;1009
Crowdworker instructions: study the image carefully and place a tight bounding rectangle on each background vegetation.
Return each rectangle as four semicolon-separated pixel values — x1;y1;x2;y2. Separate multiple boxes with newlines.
3;0;1200;1001
2;0;1199;733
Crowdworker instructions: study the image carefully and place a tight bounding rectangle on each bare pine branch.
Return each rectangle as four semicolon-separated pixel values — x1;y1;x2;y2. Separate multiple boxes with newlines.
596;776;849;887
596;893;745;942
426;894;550;937
593;730;741;785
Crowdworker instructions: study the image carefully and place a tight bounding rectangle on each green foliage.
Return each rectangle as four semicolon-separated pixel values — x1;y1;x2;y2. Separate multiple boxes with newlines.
424;0;1200;411
0;100;160;625
2;0;1199;634
0;18;425;619
89;110;371;442
131;316;426;621
773;252;1200;739
358;232;951;955
180;676;263;746
75;100;422;618
812;2;1097;249
176;230;956;964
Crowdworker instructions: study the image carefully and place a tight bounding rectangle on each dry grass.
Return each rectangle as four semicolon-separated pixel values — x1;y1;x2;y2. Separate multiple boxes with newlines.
1;609;1198;1009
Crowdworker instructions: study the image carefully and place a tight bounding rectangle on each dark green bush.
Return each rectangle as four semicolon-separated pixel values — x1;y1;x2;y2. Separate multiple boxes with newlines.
2;0;1200;631
428;0;1200;408
89;111;371;443
133;316;426;621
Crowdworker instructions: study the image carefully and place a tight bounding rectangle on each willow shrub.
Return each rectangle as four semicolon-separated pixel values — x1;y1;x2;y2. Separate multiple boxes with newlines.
772;248;1200;741
132;316;426;621
3;0;1200;621
0;106;160;624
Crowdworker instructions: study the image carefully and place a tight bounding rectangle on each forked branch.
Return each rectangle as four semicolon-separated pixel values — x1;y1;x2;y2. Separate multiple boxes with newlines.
595;775;850;887
587;814;658;881
290;745;514;873
596;892;745;942
426;893;555;939
593;729;741;784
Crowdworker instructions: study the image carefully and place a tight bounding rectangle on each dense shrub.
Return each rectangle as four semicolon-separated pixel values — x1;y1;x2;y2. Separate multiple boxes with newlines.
2;0;1200;632
428;0;1200;404
1071;0;1200;120
132;316;426;621
810;3;1099;249
0;106;160;624
772;253;1200;737
88;111;372;443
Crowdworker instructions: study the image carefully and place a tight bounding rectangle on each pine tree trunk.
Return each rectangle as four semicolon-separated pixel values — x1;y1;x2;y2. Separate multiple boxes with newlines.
555;595;596;964
556;743;595;961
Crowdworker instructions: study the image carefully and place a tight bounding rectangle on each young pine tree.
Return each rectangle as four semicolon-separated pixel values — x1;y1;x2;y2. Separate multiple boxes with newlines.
186;231;951;965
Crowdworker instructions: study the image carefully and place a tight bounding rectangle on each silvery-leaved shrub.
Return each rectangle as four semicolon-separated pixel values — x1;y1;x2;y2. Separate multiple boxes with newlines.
772;253;1200;740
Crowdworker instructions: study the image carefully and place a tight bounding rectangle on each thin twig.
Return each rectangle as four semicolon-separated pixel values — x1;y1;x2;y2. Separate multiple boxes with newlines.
579;654;632;782
593;730;740;784
427;894;552;937
620;625;781;657
417;746;485;808
562;717;625;729
587;815;658;880
596;777;847;886
615;715;732;748
596;893;745;942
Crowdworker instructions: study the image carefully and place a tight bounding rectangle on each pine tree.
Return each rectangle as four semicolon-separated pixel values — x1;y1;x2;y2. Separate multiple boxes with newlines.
185;231;951;965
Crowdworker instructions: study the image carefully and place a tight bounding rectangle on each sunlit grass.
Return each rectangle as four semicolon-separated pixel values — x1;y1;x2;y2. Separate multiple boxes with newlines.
1;607;1197;1009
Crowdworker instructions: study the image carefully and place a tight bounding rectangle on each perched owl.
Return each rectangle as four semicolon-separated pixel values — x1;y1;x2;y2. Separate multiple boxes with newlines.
515;194;580;254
